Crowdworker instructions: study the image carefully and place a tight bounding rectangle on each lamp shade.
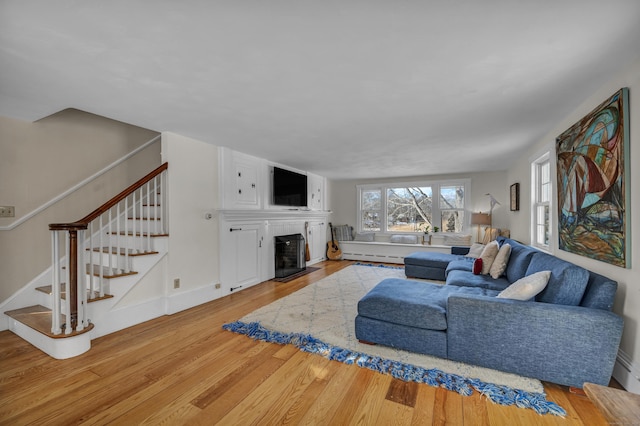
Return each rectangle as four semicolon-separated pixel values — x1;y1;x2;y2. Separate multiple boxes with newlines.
471;212;491;226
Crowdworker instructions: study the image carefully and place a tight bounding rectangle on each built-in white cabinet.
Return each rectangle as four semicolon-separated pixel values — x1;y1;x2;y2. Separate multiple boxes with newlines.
307;172;325;211
307;221;327;263
219;221;264;292
218;148;330;292
219;147;263;210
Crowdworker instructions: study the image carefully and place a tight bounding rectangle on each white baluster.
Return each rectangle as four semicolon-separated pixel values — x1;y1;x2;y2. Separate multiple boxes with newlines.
99;214;104;298
132;190;138;253
124;196;129;273
146;181;151;252
76;229;85;332
108;208;113;275
51;232;62;335
64;234;71;335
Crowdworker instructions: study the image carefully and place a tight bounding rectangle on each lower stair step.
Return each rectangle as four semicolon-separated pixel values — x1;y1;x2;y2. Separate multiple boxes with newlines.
35;284;113;302
90;247;159;256
86;264;138;279
4;305;94;338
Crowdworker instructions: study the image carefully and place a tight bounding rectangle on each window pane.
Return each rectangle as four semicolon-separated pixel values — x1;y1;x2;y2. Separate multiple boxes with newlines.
361;189;381;210
441;210;464;232
387;186;432;232
440;185;465;209
362;212;380;231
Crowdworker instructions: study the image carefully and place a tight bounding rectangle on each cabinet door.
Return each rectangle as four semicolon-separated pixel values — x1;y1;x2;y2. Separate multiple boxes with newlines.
307;173;324;210
219;147;262;209
308;222;327;263
235;161;259;206
222;223;263;290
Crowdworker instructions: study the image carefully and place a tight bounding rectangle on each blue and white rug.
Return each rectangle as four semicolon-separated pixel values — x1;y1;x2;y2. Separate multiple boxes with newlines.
223;264;565;416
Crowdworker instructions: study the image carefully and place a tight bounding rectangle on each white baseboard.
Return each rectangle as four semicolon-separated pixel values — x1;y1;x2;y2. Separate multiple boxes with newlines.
613;349;640;394
165;283;221;315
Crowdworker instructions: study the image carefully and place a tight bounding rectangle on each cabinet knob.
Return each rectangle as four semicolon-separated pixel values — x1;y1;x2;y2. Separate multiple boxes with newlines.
251;183;256;188
238;172;242;177
238;189;242;194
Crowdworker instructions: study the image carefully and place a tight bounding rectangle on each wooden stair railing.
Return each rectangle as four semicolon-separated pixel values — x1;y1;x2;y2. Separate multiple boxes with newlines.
48;162;168;335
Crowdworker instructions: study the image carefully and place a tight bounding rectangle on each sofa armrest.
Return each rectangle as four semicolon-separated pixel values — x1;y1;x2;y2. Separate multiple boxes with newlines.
447;294;623;388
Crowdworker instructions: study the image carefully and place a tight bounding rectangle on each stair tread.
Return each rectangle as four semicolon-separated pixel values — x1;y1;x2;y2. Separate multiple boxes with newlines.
89;247;159;256
35;285;114;302
4;305;94;338
109;231;169;237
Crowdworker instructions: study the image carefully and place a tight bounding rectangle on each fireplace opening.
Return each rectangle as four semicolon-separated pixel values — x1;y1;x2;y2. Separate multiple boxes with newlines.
274;234;306;278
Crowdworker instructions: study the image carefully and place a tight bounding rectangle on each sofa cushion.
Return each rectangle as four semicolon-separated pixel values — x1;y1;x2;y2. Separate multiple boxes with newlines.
445;270;511;291
490;243;511;279
466;243;485;258
526;253;589;306
479;240;499;274
497;270;551;300
445;258;474;276
390;234;418;244
504;242;537;283
354;232;375;242
580;272;618;311
357;278;498;331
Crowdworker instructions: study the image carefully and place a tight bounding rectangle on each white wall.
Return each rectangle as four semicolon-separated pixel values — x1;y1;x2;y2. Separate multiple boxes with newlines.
161;132;224;312
506;57;640;393
329;170;508;242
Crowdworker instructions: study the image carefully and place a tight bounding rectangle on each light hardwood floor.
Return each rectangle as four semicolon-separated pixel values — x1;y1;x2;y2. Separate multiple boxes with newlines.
1;260;615;425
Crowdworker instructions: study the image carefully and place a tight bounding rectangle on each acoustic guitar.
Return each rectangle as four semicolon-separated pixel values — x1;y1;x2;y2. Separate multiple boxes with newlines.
304;222;311;262
326;222;343;260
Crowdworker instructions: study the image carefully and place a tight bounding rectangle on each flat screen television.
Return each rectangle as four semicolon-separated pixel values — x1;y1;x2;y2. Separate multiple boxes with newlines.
272;167;307;207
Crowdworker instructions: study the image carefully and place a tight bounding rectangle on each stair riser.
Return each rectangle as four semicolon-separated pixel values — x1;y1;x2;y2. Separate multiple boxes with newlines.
87;252;134;271
104;234;159;251
124;220;165;234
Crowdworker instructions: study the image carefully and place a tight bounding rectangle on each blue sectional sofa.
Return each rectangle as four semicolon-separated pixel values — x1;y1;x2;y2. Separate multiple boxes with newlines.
355;237;623;388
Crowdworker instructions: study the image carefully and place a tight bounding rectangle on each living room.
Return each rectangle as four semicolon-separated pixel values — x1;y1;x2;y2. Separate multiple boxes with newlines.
1;1;640;422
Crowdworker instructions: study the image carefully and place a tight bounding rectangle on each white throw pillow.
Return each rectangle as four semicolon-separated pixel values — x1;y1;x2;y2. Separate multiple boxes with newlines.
490;243;512;279
466;243;485;258
496;271;551;300
354;232;375;242
479;240;499;274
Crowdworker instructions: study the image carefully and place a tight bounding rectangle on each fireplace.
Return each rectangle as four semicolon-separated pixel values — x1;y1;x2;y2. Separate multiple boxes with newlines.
274;234;306;278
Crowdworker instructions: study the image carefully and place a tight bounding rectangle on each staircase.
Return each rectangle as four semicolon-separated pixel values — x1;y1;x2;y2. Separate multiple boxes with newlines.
4;163;169;359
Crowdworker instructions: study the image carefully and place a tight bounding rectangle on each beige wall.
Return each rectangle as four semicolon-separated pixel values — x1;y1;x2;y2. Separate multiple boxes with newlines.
506;57;640;392
161;132;221;297
0;109;160;302
329;170;509;241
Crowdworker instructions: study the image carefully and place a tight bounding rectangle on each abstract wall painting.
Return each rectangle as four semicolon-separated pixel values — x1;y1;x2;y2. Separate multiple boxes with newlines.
556;88;630;268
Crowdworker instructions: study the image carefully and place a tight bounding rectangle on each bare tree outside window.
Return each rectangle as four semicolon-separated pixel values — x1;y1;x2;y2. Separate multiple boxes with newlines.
387;187;432;232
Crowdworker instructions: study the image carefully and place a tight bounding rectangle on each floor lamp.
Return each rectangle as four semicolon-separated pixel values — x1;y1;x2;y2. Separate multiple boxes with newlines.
471;212;491;243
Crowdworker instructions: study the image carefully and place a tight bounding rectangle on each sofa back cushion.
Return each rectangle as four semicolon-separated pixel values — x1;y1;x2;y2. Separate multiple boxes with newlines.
580;272;618;311
504;241;536;283
526;253;589;306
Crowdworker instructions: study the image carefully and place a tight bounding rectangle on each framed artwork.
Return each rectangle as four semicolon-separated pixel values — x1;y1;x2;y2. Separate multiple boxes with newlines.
556;88;630;268
510;183;520;211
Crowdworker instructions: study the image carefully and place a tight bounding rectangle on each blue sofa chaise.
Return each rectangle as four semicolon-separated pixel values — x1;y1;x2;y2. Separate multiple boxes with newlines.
355;237;623;388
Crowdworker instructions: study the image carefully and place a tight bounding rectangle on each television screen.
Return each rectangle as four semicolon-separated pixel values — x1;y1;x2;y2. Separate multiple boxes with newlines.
272;167;307;207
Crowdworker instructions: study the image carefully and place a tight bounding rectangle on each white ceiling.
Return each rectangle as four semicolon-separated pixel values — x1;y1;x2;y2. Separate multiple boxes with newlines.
2;1;640;180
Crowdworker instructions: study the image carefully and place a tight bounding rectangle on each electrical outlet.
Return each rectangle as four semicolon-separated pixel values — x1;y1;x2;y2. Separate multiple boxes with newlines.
0;206;15;217
215;283;221;289
174;278;180;289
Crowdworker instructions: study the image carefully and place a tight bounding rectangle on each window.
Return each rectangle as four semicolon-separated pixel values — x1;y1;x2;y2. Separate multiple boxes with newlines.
358;180;470;234
361;188;382;231
532;152;551;250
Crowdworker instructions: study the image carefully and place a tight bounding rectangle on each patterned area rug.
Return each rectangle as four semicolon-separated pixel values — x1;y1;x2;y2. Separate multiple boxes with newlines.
223;264;565;416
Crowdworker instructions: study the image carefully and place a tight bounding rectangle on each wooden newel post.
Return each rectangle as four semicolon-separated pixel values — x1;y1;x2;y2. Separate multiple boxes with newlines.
68;230;78;330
